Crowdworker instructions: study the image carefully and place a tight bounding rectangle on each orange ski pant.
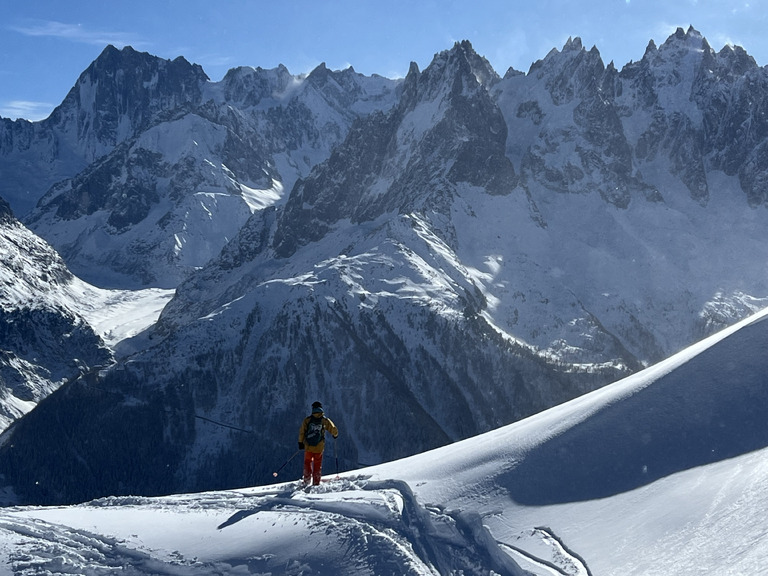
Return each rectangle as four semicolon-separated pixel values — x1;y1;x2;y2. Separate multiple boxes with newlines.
303;451;324;485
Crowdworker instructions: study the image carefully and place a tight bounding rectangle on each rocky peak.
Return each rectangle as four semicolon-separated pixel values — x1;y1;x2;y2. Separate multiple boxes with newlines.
306;62;362;93
663;26;705;49
301;62;401;119
398;61;421;109
698;55;768;204
643;39;658;59
503;66;524;80
714;44;758;78
1;47;210;217
640;26;713;73
400;40;499;111
219;64;294;107
306;62;361;105
47;45;208;157
84;45;208;96
451;40;500;88
563;36;584;52
273;39;514;257
620;27;717;116
527;36;607;105
306;62;331;84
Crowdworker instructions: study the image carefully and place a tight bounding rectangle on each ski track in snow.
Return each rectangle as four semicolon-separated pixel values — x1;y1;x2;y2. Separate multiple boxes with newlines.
1;516;194;576
498;527;592;576
0;475;583;576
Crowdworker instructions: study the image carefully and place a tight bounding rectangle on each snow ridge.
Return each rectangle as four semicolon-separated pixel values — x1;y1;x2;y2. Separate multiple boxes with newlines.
3;307;768;574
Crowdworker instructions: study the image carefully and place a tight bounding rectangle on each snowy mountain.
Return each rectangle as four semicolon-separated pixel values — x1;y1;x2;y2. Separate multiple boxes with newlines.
0;200;171;433
3;27;768;506
0;46;209;218
5;45;400;287
492;28;768;363
0;198;110;432
2;306;766;575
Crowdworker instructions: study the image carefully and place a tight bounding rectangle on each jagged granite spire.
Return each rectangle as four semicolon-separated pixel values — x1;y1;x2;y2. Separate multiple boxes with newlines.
273;39;514;257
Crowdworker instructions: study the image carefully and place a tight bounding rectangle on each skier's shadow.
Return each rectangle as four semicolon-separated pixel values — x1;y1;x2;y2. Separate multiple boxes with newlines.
217;485;299;530
217;508;260;530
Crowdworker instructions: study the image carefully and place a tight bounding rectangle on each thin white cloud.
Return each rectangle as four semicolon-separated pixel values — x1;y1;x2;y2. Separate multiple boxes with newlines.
9;19;144;49
0;100;55;122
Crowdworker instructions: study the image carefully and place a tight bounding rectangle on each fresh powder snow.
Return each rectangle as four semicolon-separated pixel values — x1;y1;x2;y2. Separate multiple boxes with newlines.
2;307;767;575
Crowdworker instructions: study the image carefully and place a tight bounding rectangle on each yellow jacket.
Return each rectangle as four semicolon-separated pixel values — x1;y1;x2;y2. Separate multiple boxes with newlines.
298;414;338;454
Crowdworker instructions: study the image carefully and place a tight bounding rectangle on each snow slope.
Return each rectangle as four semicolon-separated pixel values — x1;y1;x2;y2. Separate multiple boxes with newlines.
0;202;174;431
2;306;766;575
60;278;173;350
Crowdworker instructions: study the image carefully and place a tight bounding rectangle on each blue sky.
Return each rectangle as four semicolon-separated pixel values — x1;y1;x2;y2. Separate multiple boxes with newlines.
2;0;767;121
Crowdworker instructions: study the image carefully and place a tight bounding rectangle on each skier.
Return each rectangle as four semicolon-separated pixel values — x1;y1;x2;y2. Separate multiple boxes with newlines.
298;401;338;485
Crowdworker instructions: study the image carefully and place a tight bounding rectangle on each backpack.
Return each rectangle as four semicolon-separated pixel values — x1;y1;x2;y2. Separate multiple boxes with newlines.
304;416;325;447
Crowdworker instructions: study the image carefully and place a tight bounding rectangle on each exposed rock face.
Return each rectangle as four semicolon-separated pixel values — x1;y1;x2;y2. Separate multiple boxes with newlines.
274;41;516;258
0;211;111;433
0;46;210;216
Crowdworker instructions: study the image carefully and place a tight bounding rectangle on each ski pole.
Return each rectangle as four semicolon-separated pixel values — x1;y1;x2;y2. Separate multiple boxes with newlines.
272;449;301;478
334;436;339;478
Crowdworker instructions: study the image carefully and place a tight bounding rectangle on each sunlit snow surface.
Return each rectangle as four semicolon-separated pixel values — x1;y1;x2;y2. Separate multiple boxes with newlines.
2;307;767;575
66;279;174;349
